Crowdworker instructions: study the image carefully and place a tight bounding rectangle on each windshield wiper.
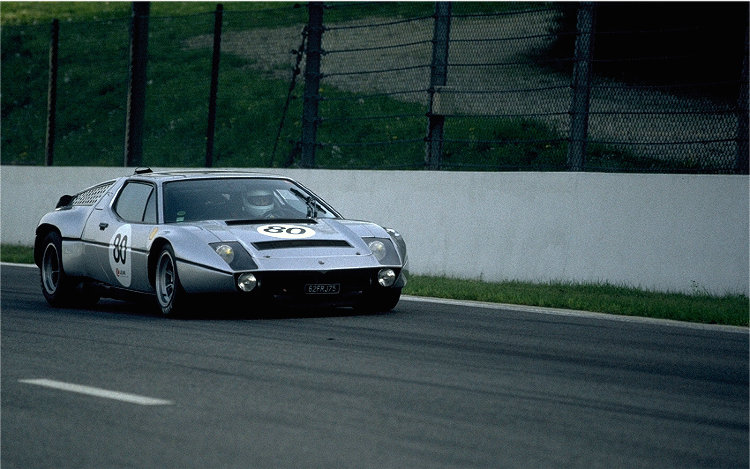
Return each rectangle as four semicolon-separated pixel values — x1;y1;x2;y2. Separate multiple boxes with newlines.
289;188;326;218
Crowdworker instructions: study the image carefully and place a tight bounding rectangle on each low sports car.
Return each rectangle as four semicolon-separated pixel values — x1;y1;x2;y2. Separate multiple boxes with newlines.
35;169;408;315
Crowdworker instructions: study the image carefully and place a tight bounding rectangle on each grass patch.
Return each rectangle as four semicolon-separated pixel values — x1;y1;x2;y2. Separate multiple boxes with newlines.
2;245;746;326
1;244;35;264
404;275;749;327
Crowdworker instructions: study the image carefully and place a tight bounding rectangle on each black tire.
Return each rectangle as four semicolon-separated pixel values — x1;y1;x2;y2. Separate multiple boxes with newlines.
39;231;73;306
153;244;187;316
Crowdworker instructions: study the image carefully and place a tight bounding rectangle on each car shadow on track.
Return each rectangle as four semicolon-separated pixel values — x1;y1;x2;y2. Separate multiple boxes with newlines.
87;297;392;321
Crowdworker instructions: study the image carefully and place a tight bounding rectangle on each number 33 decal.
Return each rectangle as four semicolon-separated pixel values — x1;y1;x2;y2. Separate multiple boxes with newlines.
257;224;316;239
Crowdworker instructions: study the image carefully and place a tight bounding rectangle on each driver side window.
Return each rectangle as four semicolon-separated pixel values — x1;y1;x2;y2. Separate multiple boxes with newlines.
114;182;157;223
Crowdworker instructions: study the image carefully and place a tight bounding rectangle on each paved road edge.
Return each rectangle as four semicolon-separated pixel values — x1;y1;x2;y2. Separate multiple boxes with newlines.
401;295;747;334
3;262;744;334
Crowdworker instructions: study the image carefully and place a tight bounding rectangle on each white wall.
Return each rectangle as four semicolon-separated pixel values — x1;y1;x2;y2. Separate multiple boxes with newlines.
2;166;747;295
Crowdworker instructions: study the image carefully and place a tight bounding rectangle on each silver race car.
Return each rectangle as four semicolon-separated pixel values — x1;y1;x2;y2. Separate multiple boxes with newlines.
34;170;408;315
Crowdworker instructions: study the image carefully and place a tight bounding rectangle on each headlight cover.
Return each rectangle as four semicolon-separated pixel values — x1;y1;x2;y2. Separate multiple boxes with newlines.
364;237;401;265
209;242;258;271
215;244;235;264
368;240;387;261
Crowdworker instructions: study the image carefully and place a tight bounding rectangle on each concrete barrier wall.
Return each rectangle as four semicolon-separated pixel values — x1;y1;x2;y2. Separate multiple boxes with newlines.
2;166;747;295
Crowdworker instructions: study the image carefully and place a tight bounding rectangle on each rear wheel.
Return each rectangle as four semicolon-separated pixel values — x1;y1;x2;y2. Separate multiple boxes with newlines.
40;231;73;306
154;245;187;316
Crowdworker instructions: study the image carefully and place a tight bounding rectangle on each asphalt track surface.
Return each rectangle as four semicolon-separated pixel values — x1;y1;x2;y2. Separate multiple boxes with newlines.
2;264;747;468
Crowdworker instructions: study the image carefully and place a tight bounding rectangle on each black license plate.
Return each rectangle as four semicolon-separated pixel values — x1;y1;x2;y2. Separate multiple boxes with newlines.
305;283;341;295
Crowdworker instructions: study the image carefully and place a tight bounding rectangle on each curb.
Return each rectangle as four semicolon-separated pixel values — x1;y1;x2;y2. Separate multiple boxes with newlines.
401;295;748;334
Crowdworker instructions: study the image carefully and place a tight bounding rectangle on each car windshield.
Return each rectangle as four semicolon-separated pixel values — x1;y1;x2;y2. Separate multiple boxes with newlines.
162;178;337;223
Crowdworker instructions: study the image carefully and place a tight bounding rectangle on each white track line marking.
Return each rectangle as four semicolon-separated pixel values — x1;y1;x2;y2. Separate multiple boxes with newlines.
1;262;37;269
401;295;747;334
19;379;173;406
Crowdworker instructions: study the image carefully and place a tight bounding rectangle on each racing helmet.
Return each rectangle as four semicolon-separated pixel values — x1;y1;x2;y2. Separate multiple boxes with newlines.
243;189;274;217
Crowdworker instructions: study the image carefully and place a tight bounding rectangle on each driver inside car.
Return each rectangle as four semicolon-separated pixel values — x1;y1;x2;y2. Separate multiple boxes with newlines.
242;189;276;218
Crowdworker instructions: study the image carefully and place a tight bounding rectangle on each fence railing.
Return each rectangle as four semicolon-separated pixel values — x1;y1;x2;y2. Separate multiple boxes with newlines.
311;2;749;172
2;1;747;173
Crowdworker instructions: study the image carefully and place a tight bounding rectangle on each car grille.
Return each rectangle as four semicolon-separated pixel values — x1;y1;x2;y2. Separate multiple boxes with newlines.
252;240;352;251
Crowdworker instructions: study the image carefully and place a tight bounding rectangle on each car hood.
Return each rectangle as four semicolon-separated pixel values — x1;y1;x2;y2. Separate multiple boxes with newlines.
194;218;393;269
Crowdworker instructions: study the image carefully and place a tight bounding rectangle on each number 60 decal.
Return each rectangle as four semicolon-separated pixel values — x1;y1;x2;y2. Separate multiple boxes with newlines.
257;224;316;239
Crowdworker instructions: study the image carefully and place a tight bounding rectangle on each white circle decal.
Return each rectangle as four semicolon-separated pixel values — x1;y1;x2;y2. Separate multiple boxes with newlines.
109;224;132;287
257;224;316;239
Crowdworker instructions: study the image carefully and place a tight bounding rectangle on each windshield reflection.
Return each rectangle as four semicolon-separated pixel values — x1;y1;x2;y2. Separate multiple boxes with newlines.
162;178;336;223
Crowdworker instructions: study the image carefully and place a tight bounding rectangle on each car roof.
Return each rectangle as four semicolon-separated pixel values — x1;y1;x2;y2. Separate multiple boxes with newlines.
127;169;289;183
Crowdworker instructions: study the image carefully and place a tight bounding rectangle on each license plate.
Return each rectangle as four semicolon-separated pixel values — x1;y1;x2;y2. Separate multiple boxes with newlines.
305;283;341;294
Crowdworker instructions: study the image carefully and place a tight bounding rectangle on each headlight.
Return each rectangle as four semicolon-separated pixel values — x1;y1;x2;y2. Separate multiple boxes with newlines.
215;244;235;264
237;273;257;292
377;269;397;287
368;240;387;261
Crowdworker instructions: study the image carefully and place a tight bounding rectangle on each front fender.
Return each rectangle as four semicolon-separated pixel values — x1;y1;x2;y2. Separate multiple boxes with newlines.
148;226;236;294
336;220;408;267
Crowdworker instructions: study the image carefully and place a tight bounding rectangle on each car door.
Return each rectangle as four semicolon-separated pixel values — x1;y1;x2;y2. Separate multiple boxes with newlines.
82;180;158;292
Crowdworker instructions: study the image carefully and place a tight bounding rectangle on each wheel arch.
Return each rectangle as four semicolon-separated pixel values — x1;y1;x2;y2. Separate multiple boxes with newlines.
34;224;61;267
147;237;171;287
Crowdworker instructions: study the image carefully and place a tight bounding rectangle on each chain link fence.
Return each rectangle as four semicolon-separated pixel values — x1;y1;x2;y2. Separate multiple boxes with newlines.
315;2;748;172
2;2;747;173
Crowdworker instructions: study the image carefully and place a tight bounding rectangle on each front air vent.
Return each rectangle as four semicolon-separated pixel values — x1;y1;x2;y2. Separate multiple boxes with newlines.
252;240;352;251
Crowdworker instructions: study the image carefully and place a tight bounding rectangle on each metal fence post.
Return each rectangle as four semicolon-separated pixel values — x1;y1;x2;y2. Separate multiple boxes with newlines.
567;2;594;171
425;1;452;170
124;1;150;167
735;28;749;173
301;2;324;169
205;3;223;168
45;19;59;167
271;27;307;167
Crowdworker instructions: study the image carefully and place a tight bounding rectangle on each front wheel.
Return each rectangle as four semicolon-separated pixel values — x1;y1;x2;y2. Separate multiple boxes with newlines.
154;245;187;316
